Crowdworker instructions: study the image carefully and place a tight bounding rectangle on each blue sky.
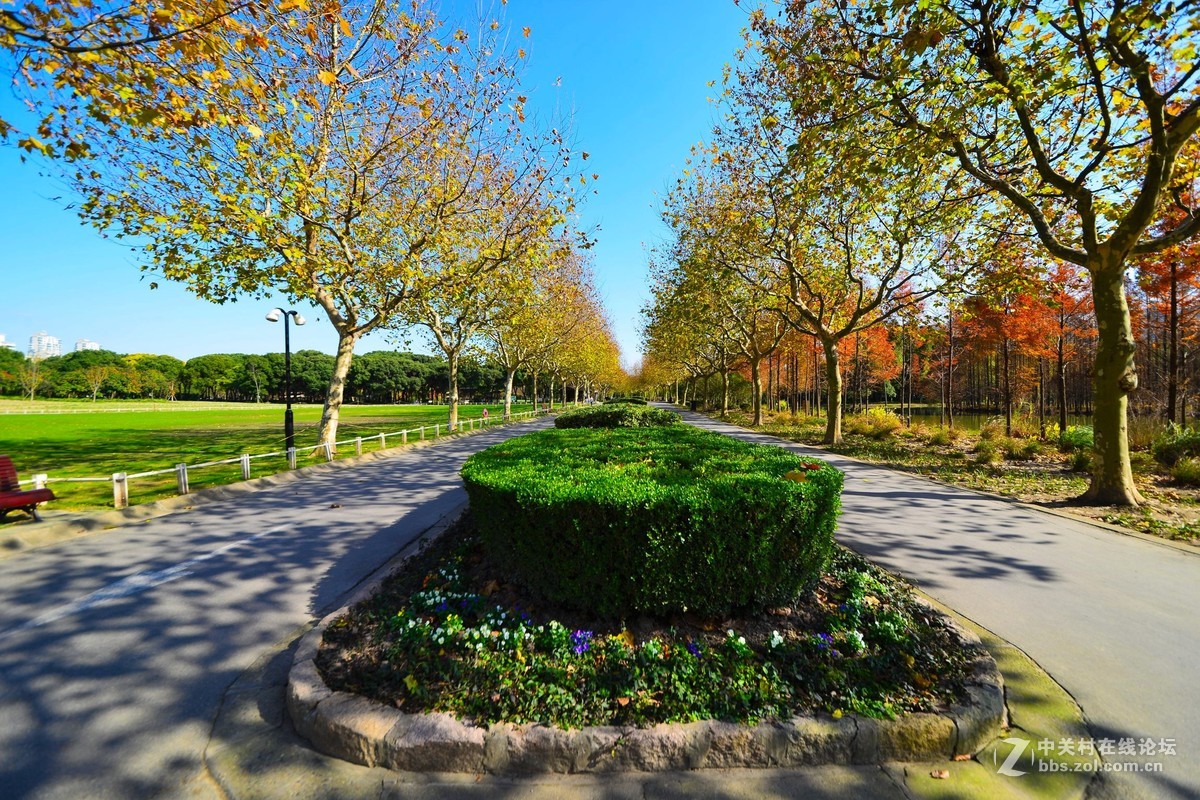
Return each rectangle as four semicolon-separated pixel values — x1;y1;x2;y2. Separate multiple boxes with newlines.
0;1;748;368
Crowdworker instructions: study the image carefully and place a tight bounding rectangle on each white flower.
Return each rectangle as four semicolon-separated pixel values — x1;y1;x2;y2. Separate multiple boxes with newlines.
768;630;784;649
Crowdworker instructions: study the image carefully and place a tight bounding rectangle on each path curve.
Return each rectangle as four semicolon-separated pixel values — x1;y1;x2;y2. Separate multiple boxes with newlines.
0;417;553;799
680;409;1200;800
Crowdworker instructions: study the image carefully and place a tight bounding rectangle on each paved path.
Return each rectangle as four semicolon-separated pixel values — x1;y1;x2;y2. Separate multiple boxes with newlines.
0;419;553;800
683;411;1200;800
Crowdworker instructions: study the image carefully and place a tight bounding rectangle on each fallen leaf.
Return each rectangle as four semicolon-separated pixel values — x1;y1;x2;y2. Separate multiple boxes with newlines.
482;579;501;596
953;754;972;761
930;769;950;779
617;697;630;707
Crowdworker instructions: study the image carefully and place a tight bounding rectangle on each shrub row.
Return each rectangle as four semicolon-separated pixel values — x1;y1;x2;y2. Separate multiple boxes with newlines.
554;402;679;429
603;396;648;405
1152;424;1200;467
461;426;843;618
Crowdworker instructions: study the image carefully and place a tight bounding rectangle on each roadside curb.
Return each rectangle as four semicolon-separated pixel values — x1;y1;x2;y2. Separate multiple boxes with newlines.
284;515;1005;775
0;416;547;559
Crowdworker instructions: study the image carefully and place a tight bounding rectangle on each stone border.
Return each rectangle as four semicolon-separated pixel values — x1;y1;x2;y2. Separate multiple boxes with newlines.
286;545;1006;773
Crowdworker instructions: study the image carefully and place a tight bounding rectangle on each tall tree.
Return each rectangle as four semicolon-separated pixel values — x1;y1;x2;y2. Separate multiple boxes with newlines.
64;1;561;448
761;0;1200;504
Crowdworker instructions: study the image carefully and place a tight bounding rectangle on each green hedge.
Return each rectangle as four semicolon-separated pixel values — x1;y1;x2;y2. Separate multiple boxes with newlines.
1152;424;1200;466
603;396;648;405
461;426;843;618
554;403;679;429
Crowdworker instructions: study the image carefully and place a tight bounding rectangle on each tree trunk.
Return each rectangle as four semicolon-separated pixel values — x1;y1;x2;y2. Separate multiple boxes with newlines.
548;376;555;410
750;356;764;426
1002;335;1012;437
720;369;730;417
822;337;843;444
503;369;516;421
532;372;538;411
317;330;359;450
1168;258;1180;423
446;351;462;431
948;310;955;430
1038;358;1046;438
1085;260;1143;506
1058;313;1068;434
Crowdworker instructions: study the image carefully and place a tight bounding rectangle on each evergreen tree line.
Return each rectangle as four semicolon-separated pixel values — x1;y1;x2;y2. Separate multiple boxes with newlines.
0;348;534;405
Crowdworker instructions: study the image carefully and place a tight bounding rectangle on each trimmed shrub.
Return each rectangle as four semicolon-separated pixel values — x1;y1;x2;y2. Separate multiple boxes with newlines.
1002;437;1041;461
927;426;963;446
978;418;1005;441
1058;425;1094;453
461;426;843;618
1172;457;1200;486
604;396;648;405
844;408;903;439
555;403;679;429
1129;415;1166;451
1152;424;1200;466
973;439;1001;465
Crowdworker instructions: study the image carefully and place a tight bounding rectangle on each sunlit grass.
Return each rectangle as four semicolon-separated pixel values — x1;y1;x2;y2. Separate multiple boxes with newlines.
0;402;534;511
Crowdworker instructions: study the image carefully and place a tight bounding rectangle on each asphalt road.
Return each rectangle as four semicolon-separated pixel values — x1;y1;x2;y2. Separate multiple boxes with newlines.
0;418;553;800
683;411;1200;800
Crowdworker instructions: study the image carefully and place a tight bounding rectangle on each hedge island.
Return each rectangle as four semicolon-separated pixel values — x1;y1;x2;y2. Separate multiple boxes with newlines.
460;424;842;618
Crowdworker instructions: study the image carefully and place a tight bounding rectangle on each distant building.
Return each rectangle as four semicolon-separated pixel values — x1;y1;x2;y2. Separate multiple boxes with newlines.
75;338;101;352
28;332;62;359
0;334;16;351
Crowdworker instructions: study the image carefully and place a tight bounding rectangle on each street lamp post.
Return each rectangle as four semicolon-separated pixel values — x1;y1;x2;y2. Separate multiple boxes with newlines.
266;308;306;451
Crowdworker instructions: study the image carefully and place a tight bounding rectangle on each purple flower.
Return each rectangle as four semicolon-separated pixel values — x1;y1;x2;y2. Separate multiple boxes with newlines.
816;633;834;650
571;629;593;655
686;641;701;658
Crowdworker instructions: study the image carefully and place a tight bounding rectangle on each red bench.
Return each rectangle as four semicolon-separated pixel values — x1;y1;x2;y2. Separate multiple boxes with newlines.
0;455;56;522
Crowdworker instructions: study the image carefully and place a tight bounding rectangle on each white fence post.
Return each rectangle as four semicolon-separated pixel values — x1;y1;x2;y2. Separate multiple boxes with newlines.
241;454;251;481
401;430;408;444
287;447;297;470
32;473;47;489
323;442;333;462
113;473;128;509
354;437;362;457
419;426;425;440
435;423;440;437
176;463;189;495
380;433;386;448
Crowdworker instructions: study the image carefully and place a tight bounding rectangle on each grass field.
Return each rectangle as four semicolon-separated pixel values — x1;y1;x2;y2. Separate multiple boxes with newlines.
0;401;537;514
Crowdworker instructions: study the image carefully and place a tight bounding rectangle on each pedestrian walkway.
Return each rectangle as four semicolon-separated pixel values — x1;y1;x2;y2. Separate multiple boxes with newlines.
682;411;1200;800
0;409;1160;799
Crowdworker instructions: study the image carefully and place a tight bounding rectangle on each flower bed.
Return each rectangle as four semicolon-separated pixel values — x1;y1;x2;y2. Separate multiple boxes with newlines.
460;426;842;617
317;513;976;729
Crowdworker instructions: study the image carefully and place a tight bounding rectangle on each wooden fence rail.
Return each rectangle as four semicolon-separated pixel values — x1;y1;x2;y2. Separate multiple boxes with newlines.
18;408;548;509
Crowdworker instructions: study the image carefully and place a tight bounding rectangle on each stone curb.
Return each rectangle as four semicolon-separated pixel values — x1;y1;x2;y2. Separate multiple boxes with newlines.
285;531;1006;774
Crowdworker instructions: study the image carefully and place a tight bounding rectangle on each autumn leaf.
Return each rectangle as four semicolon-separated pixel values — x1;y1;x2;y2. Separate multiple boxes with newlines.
317;70;338;85
522;26;531;37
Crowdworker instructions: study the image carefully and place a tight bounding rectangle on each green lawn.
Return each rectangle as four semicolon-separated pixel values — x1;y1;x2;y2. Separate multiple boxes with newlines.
0;402;535;513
